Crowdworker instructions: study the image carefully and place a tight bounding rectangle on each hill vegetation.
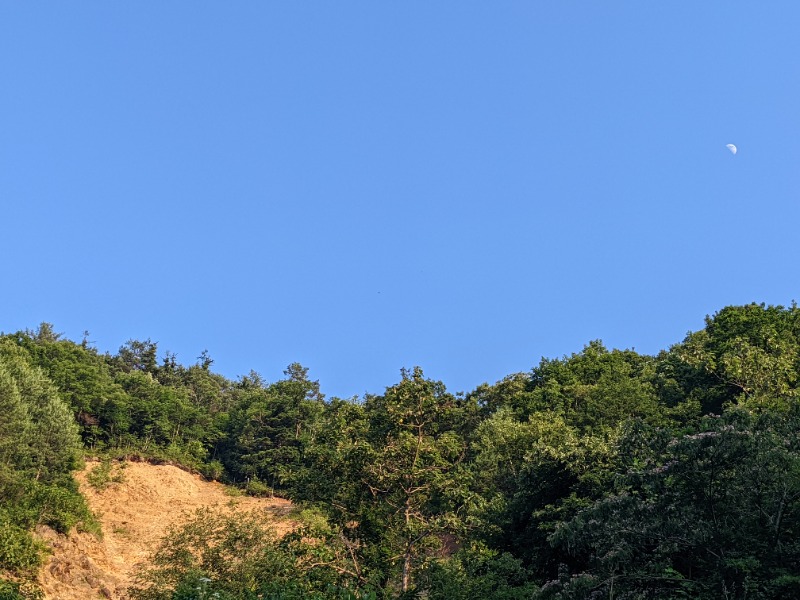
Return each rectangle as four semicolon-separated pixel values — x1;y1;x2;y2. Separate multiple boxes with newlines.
38;459;294;600
2;303;800;599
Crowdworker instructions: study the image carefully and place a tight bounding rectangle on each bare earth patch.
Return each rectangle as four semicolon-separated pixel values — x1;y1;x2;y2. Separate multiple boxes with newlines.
37;460;294;600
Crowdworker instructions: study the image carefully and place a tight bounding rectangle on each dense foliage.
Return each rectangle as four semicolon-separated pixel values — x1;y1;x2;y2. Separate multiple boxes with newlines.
2;302;800;598
0;335;96;598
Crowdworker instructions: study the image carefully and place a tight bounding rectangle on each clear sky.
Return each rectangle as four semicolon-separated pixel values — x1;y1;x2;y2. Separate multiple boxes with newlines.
2;3;798;398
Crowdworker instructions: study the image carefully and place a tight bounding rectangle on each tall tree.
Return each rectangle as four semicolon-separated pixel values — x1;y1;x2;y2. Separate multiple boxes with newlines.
222;364;324;491
115;338;159;374
0;341;81;479
357;367;469;593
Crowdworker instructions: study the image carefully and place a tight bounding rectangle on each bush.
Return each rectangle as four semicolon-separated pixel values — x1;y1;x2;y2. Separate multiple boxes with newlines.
86;458;126;490
201;460;225;482
245;478;272;498
419;544;539;600
0;580;31;600
0;514;43;574
130;509;285;600
29;478;99;535
130;509;377;600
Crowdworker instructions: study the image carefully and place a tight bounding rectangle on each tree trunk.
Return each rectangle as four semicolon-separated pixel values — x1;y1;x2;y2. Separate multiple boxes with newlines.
402;548;411;593
402;497;412;592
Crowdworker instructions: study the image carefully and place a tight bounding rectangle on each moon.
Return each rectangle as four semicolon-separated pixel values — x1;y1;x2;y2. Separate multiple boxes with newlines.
726;144;737;155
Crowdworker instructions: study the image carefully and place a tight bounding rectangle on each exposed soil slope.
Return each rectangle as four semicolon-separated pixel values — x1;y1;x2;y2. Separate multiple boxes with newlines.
37;461;294;600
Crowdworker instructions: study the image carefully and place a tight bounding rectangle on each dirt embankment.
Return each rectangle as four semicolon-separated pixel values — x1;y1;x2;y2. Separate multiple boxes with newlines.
37;461;294;600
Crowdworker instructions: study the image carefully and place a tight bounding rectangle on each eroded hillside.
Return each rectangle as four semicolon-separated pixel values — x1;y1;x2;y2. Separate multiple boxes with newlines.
37;461;294;600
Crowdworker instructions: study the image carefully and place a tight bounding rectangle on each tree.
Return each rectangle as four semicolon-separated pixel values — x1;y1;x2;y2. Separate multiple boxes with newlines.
2;329;134;447
0;361;29;471
523;341;668;432
551;409;800;599
290;397;370;505
670;303;800;413
0;341;81;479
116;338;159;374
418;543;538;600
469;408;616;578
221;364;325;492
355;367;469;593
0;341;93;582
131;509;377;600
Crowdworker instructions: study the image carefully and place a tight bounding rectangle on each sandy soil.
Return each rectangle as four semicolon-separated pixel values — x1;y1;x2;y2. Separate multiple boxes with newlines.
36;460;294;600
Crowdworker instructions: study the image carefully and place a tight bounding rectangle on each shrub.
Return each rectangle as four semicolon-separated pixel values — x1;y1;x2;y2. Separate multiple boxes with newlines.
244;478;272;498
0;514;43;574
0;579;34;600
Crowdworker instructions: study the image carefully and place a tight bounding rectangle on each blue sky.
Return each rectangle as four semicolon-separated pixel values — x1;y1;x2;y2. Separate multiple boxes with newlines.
2;3;798;398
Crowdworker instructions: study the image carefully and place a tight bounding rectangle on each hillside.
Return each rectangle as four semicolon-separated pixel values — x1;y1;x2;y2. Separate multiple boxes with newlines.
2;305;800;598
36;461;294;600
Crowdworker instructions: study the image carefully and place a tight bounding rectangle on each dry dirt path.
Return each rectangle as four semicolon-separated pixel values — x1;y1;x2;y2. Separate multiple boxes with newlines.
37;460;294;600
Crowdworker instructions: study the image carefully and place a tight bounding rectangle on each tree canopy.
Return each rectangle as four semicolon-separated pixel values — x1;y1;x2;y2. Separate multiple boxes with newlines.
4;303;800;599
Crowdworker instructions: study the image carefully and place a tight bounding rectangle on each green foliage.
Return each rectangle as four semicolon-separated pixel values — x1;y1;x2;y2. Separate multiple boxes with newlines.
0;578;41;600
1;328;232;470
3;327;134;447
131;509;285;600
244;477;272;497
6;304;800;598
0;513;44;574
522;342;671;432
418;544;539;600
0;363;29;469
0;341;82;479
221;364;325;491
551;409;800;599
294;368;474;594
30;477;99;535
290;397;370;504
115;339;159;374
201;459;225;482
86;458;126;490
468;408;617;577
671;303;800;413
0;341;96;593
130;509;376;600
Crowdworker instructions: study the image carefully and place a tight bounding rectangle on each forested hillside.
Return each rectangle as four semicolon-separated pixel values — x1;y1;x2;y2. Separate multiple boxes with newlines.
2;303;800;599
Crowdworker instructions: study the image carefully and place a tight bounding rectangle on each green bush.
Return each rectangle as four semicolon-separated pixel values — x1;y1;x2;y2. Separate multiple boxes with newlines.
244;478;272;498
419;545;539;600
0;580;30;600
130;509;378;600
86;458;126;490
0;514;43;574
31;480;99;535
201;460;225;482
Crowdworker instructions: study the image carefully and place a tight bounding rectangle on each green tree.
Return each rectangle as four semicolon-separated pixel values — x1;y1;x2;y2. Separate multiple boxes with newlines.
0;341;81;479
131;509;376;600
551;409;800;599
290;397;370;505
222;364;325;492
670;303;800;413
2;329;134;447
523;342;668;432
356;368;470;593
464;343;673;581
0;341;93;583
469;408;616;578
418;543;538;600
293;369;473;594
116;369;213;466
0;363;30;470
115;338;159;374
